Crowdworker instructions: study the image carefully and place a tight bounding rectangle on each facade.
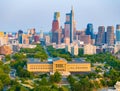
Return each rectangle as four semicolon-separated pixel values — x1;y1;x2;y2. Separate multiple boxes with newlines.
79;35;91;44
65;45;71;53
28;28;36;35
65;44;78;56
0;36;8;45
107;26;114;45
22;34;29;44
76;30;91;44
18;30;23;44
96;26;105;45
64;7;76;43
71;44;78;56
116;24;120;44
52;12;62;44
40;30;43;39
84;44;96;55
34;35;40;43
27;58;91;75
85;23;94;39
64;37;70;45
44;35;50;45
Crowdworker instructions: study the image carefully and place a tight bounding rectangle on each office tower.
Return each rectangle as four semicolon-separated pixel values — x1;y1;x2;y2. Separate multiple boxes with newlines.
28;28;36;35
29;36;34;44
64;7;76;43
85;23;94;39
18;30;23;44
64;37;70;45
116;24;120;44
22;34;29;44
52;12;62;44
71;44;78;56
34;35;40;43
104;32;107;43
76;30;91;44
40;30;43;39
44;35;50;44
96;26;105;45
79;35;91;44
107;26;114;45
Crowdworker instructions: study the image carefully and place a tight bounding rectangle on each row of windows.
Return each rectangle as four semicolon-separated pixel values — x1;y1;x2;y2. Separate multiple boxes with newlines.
30;67;52;69
69;67;88;69
56;64;65;68
30;67;52;70
56;69;65;71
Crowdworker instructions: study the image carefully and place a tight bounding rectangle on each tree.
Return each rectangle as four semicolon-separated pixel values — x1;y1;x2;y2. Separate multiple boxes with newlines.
33;86;50;91
49;75;54;83
59;86;68;91
40;77;49;85
3;64;10;73
5;55;11;61
0;80;3;91
54;71;62;83
67;75;76;85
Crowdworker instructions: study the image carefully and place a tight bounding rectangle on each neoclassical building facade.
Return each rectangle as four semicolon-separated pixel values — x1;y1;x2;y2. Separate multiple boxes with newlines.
27;58;91;75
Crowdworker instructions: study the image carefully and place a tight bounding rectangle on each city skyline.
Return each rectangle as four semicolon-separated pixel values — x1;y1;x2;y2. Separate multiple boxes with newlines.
0;0;120;32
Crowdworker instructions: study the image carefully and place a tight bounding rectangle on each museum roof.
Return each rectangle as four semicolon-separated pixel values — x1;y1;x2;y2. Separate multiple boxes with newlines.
27;57;90;64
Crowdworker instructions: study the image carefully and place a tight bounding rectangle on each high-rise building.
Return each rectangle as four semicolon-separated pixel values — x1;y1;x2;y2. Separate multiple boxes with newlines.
76;30;92;44
52;12;62;44
71;44;78;56
22;34;29;44
34;35;40;43
85;23;94;39
18;30;23;44
96;26;105;45
116;24;120;44
40;30;43;39
44;35;50;45
28;28;36;35
107;26;114;45
64;7;76;43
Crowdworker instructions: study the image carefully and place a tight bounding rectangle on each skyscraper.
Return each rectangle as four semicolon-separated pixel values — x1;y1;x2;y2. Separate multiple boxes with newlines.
18;30;23;44
107;26;114;45
52;12;61;44
85;23;94;39
64;7;76;43
116;24;120;44
96;26;105;45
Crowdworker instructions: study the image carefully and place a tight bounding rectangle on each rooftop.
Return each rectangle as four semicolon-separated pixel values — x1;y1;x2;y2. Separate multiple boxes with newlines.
27;57;90;64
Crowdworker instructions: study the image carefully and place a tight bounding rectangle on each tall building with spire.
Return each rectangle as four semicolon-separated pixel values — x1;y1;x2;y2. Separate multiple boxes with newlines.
64;6;76;43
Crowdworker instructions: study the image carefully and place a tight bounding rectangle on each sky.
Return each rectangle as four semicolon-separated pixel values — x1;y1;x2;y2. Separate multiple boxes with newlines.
0;0;120;33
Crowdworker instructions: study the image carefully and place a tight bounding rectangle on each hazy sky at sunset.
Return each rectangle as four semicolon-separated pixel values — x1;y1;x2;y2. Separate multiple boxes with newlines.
0;0;120;32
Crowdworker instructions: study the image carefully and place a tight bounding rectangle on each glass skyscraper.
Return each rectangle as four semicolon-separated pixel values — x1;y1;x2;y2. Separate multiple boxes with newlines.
18;30;23;44
85;23;94;39
116;24;120;44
